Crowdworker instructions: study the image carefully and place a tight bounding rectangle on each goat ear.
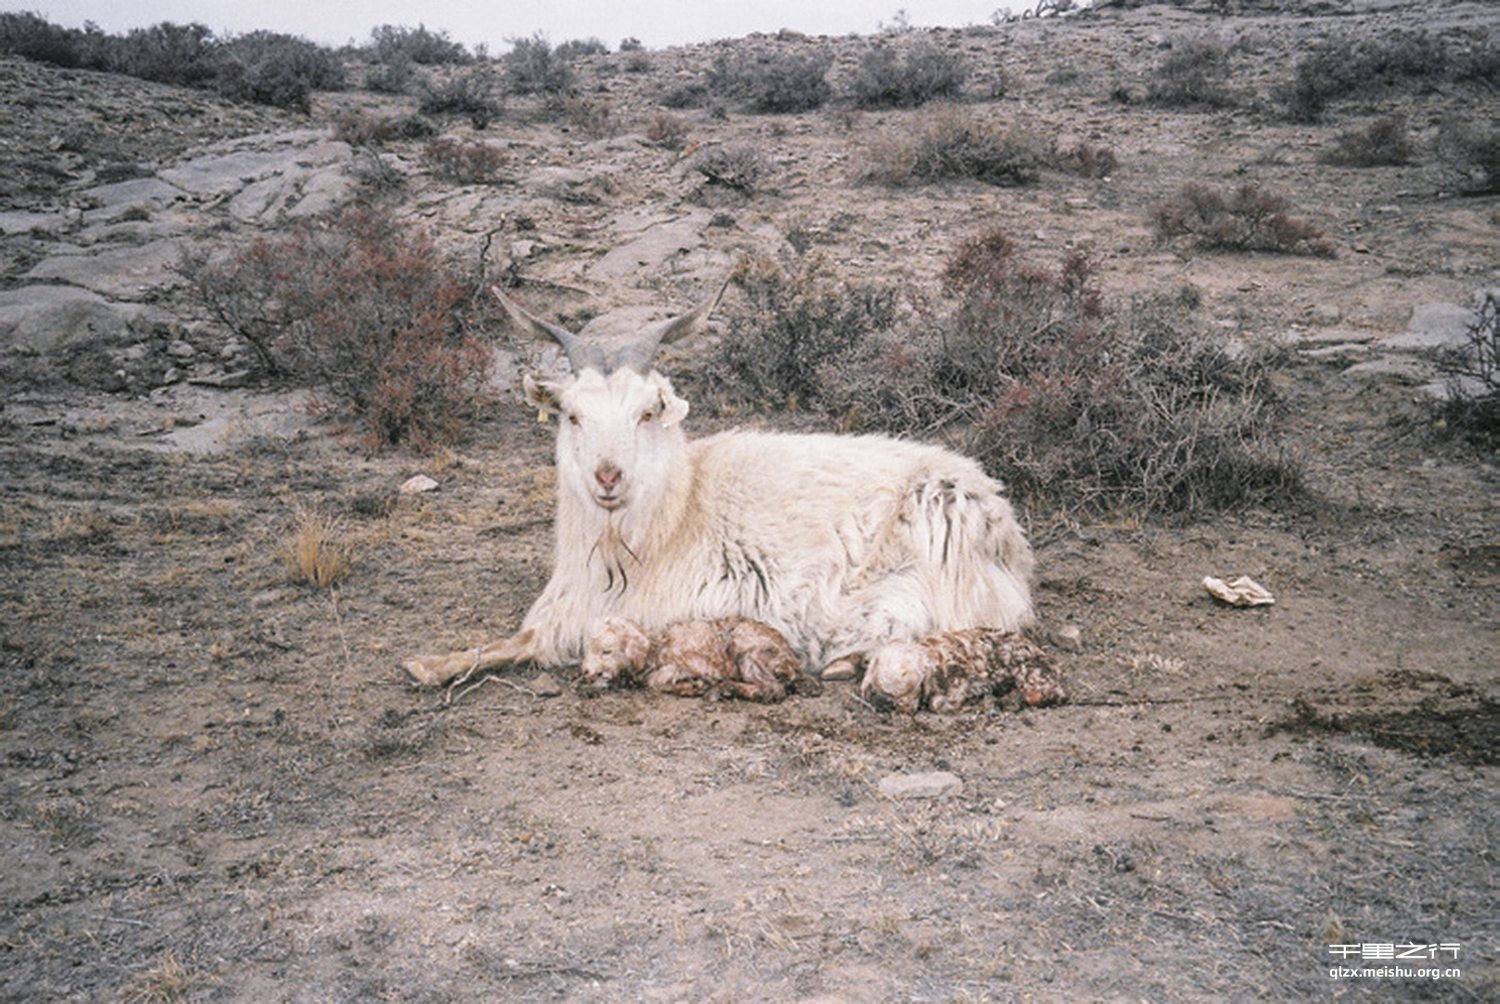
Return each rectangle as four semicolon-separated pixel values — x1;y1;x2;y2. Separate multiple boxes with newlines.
522;374;563;421
652;374;690;427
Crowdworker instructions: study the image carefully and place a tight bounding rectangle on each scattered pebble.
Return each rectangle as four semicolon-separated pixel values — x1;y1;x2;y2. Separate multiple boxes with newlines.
399;474;439;495
877;771;963;800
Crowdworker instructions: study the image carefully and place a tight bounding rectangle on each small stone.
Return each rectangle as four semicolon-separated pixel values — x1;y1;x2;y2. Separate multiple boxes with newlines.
1052;623;1083;653
166;339;196;359
530;672;564;698
399;474;439;495
877;770;963;800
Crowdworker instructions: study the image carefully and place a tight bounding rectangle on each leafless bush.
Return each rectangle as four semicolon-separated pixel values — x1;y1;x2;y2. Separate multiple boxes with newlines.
691;143;769;194
368;23;470;65
1435;293;1500;450
1322;114;1415;167
1278;31;1457;123
710;253;899;411
847;40;968;108
645;113;689;149
421;137;508;184
1151;183;1334;257
418;67;500;128
504;33;575;95
720;232;1301;516
707;49;833;113
1146;36;1235;109
332;109;437;146
861;106;1042;187
1438;118;1500;195
182;207;492;450
1053;141;1118;178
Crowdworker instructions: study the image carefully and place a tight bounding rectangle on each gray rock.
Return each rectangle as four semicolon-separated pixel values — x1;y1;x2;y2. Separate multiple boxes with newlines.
1052;623;1083;653
0;286;139;353
877;771;964;800
166;340;196;360
81;176;186;211
0;210;71;236
589;215;708;279
1381;302;1476;352
24;238;186;299
1341;355;1433;384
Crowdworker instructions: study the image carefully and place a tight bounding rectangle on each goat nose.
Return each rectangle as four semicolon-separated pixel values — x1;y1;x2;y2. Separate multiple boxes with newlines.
595;460;622;491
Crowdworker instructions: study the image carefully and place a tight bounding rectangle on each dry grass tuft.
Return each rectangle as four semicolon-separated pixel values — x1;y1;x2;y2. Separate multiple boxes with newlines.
861;106;1042;188
122;952;204;1003
282;508;353;588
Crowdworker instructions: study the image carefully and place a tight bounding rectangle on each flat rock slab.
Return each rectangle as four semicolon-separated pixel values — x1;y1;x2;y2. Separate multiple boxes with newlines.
0;285;146;352
588;214;709;279
24;238;187;300
877;771;964;800
158;135;352;197
1341;355;1433;384
0;209;72;236
1380;302;1475;352
81;177;187;212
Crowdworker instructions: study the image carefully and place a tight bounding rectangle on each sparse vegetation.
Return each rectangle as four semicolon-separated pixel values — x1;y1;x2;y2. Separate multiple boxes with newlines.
1277;31;1461;122
847;40;968;108
1053;140;1118;178
183;207;492;450
862;106;1042;187
715;234;1299;516
706;49;833;113
417;66;500;128
691;143;769;194
421;137;508;184
1151;182;1334;257
1439;118;1500;194
644;112;690;149
367;23;470;66
1435;293;1500;450
332;109;438;146
0;13;344;110
282;507;353;588
504;34;576;95
1322;114;1415;167
713;253;899;411
1146;36;1235;109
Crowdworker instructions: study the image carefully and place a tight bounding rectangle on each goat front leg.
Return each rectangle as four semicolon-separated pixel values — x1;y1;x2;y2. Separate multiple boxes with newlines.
403;629;537;687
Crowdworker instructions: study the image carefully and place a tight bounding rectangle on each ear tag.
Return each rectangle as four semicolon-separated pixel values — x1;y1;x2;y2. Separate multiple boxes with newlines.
537;409;550;424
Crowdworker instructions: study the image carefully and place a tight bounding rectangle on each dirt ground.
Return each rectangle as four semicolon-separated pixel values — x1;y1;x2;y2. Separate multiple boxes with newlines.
2;2;1497;1001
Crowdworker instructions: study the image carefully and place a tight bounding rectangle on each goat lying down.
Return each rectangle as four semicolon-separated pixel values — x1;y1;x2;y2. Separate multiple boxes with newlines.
860;629;1066;715
581;616;810;702
404;282;1035;686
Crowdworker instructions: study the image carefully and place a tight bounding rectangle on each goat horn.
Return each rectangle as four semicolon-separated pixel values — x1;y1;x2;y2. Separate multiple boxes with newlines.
617;276;732;372
491;285;596;370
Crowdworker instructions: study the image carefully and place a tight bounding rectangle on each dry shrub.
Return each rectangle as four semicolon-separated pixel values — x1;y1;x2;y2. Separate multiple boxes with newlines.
1439;118;1500;195
862;106;1042;187
711;252;898;411
725;232;1300;517
332;109;437;146
1435;293;1500;451
1151;183;1334;257
184;207;492;450
1322;114;1415;167
847;41;968;109
1054;141;1118;178
1146;37;1235;109
1278;31;1457;123
707;49;833;113
645;113;689;149
283;508;353;588
691;143;769;194
421;137;508;183
418;67;501;128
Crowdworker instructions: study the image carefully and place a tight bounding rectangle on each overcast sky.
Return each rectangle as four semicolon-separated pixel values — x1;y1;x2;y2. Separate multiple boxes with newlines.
23;2;1035;50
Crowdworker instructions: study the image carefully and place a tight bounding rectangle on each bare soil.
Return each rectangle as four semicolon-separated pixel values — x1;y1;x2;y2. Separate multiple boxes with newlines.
1;2;1496;1000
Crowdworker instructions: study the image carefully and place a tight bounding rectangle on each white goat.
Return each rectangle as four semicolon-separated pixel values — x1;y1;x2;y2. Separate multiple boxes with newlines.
403;283;1035;686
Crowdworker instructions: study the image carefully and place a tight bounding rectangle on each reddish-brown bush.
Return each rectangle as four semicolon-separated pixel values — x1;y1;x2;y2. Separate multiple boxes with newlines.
1151;183;1334;257
185;207;492;450
421;137;508;184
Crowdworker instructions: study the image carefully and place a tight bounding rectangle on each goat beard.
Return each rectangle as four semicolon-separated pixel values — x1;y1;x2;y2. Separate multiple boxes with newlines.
588;517;640;596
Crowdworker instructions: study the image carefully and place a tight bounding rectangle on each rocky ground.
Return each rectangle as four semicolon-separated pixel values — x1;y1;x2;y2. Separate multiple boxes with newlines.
1;1;1496;1000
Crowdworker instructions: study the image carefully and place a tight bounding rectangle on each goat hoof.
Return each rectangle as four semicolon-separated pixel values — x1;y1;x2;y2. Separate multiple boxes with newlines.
818;657;859;682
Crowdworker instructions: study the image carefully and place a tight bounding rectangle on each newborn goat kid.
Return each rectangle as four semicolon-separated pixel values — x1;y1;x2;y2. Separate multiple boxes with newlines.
861;629;1066;715
582;617;809;702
